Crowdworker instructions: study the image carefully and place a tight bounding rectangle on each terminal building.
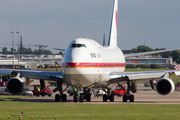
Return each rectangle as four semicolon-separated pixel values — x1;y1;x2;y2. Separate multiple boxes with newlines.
125;55;173;68
0;54;62;70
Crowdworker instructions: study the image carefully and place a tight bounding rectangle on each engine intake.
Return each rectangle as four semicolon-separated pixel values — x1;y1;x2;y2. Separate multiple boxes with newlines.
6;77;24;95
156;78;175;95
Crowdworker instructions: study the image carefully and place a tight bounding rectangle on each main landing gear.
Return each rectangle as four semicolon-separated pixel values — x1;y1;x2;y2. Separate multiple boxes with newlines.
103;89;114;102
53;81;68;102
122;80;137;102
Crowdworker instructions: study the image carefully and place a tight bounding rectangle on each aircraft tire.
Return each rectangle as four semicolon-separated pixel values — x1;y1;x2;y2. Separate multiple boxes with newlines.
73;94;78;102
130;95;134;102
86;94;91;102
55;94;60;102
79;94;84;102
62;94;67;102
103;95;108;102
123;95;127;102
110;94;114;102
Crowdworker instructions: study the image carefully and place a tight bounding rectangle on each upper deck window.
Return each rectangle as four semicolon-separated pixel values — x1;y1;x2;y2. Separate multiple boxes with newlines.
71;44;86;48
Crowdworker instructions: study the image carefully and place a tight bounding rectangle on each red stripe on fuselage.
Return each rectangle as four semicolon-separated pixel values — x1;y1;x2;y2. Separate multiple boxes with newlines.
64;62;125;68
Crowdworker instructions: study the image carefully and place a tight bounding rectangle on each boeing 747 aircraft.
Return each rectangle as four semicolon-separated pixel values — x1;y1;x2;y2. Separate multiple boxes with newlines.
1;0;180;102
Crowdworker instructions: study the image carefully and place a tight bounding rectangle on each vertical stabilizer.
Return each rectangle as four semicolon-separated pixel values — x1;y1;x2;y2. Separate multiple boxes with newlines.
107;0;118;47
103;33;106;46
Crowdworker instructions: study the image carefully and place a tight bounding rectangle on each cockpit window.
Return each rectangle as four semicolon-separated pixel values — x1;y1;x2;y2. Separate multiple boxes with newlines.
71;44;76;47
77;44;83;47
71;44;86;48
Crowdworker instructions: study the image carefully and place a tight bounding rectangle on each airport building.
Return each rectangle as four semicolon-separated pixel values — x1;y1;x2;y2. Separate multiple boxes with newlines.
0;54;62;70
20;54;62;66
125;55;173;68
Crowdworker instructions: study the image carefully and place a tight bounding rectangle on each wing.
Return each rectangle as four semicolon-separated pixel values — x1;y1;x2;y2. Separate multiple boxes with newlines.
108;70;180;84
108;70;180;95
53;47;65;51
0;68;63;82
124;48;180;58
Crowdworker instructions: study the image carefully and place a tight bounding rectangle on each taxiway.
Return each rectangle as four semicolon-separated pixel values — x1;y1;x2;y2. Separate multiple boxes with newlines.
21;90;180;104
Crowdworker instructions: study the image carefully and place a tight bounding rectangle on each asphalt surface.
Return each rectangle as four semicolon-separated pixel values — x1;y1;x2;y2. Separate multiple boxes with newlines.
20;86;180;104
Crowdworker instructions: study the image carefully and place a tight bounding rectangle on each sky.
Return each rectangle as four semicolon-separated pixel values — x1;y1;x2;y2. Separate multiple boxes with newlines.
0;0;180;53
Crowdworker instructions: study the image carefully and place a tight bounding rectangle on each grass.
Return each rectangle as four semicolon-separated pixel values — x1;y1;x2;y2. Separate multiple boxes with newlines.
37;68;61;71
0;95;29;101
0;98;180;120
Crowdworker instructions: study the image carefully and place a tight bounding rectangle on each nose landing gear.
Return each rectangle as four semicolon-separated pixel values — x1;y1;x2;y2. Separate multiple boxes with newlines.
73;88;91;103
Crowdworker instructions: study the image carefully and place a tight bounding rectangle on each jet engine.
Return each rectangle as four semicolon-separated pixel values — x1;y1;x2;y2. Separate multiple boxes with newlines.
6;77;24;95
156;78;175;95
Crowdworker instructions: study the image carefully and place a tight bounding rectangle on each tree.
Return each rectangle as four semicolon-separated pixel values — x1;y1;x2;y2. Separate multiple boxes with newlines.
131;48;137;53
10;47;16;54
138;46;153;52
150;64;161;69
33;49;52;55
44;50;52;55
27;48;33;54
2;47;8;54
20;47;33;54
172;51;180;63
34;50;38;55
59;51;64;57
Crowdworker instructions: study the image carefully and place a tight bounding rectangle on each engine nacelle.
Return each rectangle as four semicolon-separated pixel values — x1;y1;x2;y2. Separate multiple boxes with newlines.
156;78;175;95
6;77;24;95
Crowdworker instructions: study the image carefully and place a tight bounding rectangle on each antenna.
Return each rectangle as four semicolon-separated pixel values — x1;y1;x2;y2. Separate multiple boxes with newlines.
144;41;146;46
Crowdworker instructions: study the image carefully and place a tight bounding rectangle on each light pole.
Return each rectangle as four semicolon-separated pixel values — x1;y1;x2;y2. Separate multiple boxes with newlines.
10;25;15;69
16;25;21;68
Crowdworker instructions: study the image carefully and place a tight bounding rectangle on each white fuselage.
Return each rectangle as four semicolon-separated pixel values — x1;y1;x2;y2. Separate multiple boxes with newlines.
62;38;125;88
